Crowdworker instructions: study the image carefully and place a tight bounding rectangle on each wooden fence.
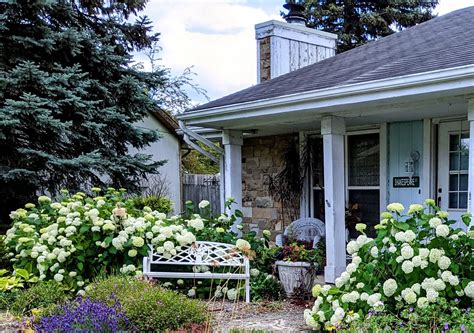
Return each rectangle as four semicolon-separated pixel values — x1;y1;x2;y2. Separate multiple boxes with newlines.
182;174;221;214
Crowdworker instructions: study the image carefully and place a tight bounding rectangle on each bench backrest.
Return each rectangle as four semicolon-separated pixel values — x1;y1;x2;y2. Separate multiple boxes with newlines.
148;241;246;267
284;217;325;244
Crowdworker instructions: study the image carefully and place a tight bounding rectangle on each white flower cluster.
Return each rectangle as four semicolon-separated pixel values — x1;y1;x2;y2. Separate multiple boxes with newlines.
304;200;473;330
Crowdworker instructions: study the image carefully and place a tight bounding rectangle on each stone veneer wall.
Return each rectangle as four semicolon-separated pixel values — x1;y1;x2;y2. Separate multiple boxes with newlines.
241;134;299;237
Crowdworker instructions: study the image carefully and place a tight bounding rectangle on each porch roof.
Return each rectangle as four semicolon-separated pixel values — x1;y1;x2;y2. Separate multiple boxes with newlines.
181;7;474;125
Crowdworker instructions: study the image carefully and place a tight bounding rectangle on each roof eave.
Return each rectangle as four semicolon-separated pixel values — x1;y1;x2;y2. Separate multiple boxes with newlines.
178;64;474;126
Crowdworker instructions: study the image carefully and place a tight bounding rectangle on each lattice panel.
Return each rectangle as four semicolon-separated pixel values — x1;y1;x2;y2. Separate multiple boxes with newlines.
150;241;245;267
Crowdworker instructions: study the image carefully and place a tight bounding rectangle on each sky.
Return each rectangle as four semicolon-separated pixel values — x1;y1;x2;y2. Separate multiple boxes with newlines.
138;0;474;107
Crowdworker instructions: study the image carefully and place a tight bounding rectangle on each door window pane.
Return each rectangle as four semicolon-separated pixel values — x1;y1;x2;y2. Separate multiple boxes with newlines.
448;131;469;209
348;134;380;186
348;190;380;237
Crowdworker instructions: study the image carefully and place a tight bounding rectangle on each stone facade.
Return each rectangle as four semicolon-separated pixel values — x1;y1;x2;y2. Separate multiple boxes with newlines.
259;37;271;82
241;134;298;237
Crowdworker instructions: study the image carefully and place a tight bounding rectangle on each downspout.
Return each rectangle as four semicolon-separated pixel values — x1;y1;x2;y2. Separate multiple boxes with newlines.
178;121;226;212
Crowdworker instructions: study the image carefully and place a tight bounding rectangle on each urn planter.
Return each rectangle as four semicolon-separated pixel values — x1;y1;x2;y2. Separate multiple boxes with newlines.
276;260;318;297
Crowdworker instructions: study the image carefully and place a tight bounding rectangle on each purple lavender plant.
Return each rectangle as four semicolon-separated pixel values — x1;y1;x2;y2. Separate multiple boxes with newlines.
34;297;133;332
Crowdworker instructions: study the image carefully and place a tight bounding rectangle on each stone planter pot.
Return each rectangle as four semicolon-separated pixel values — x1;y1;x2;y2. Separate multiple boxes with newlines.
276;260;318;297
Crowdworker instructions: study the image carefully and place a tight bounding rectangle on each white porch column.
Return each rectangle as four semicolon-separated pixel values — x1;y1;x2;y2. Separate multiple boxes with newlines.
467;100;474;219
321;116;346;283
222;130;243;230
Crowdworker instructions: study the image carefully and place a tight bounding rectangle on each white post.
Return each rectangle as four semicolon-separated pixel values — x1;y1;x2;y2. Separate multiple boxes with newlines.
321;116;346;283
467;100;474;220
223;130;243;230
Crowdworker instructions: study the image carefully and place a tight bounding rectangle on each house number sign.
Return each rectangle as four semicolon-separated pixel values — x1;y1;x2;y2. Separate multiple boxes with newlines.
393;176;420;188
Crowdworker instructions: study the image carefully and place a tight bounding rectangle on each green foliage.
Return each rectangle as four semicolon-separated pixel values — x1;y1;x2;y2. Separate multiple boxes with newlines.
0;268;38;291
85;276;207;332
0;235;11;271
0;290;18;310
10;281;68;316
303;0;439;52
132;195;172;214
250;273;284;302
182;142;220;174
0;0;199;224
304;201;474;330
342;299;473;332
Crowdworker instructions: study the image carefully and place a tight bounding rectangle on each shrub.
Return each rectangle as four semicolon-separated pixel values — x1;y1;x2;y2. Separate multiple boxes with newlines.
250;272;284;301
304;200;474;331
85;276;207;332
341;299;473;332
10;281;68;315
34;297;132;332
132;195;173;214
4;190;250;291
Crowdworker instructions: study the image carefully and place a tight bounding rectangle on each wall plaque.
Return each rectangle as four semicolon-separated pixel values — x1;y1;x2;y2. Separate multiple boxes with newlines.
393;176;420;188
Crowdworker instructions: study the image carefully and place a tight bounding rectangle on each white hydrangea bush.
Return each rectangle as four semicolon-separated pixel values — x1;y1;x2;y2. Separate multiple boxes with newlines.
4;189;242;292
304;199;474;331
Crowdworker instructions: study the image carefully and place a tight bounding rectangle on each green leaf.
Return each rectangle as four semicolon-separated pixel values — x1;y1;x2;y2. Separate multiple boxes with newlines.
15;268;29;280
80;225;90;234
234;210;243;218
77;262;84;271
393;221;409;231
0;269;8;276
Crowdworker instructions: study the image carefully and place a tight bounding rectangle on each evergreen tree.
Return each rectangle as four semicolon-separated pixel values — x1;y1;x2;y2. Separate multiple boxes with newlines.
0;1;183;226
303;0;439;53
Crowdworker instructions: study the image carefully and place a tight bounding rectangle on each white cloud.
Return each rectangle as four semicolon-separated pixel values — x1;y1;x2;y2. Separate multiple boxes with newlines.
436;0;473;14
140;0;474;108
142;0;281;105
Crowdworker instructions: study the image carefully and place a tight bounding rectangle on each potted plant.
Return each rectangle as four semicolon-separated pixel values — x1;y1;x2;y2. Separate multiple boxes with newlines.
275;240;322;297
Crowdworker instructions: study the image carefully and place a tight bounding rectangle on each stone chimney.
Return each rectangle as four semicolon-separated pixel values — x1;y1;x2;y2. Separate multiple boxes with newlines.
255;8;337;83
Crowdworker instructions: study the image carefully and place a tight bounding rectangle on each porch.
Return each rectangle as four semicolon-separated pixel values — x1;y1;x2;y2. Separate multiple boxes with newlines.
180;91;474;283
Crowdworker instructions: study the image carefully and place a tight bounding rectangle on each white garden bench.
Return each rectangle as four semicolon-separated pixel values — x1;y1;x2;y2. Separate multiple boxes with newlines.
143;241;250;302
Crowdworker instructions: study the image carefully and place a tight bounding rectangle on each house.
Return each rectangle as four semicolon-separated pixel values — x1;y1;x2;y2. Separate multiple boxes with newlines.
135;110;182;214
178;7;474;283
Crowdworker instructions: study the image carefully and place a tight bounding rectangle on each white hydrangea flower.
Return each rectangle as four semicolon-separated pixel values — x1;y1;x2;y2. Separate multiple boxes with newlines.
346;263;358;274
464;281;474;298
429;217;442;228
236;239;251;251
401;245;414;259
198;200;210;209
388;245;397;253
395;232;406;242
404;230;416;242
356;282;365;289
387;203;404;214
407;204;423;215
429;248;444;263
433;279;446;291
54;273;64;282
403;290;417;304
417;297;429;308
448;275;459;286
360;292;369;301
370;246;379;258
411;255;422;267
437;256;451;270
367;293;381;306
435;224;450;238
411;283;421;294
227;288;238;301
250;268;260;277
402;260;414;274
436;211;449;219
383;279;397;297
352;256;362;265
346;241;359;255
426;288;439;302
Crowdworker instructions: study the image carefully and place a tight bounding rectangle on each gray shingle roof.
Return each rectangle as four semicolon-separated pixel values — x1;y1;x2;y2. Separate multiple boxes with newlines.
191;7;474;112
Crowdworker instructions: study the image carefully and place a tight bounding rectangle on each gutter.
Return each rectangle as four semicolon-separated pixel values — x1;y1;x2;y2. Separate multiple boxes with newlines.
178;64;474;124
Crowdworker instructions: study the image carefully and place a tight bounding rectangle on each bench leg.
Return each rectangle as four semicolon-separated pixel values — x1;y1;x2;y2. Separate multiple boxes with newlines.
245;278;250;303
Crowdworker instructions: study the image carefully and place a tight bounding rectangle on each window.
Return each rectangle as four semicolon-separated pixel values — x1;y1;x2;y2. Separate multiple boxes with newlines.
448;132;469;209
347;133;380;237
